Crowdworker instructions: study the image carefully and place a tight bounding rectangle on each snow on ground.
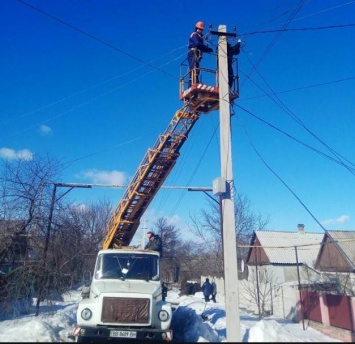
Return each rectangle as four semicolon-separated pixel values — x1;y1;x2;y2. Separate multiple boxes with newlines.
0;287;341;342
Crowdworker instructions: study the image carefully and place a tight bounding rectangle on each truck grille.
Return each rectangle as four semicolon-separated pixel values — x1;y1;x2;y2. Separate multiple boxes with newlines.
102;297;150;324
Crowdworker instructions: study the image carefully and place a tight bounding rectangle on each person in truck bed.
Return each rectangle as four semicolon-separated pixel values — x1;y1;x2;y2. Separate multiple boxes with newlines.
144;231;163;256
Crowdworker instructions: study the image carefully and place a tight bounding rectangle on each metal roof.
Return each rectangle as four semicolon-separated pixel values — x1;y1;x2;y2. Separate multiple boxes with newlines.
255;230;324;266
326;230;355;268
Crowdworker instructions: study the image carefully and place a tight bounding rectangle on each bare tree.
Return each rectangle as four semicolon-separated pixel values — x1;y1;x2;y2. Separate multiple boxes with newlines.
0;154;63;316
151;217;181;284
0;154;118;317
153;217;180;258
240;269;279;319
54;198;113;285
188;192;269;272
31;196;112;314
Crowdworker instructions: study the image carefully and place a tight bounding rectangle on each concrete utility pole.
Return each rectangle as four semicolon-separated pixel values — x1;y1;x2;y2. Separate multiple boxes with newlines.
217;24;241;342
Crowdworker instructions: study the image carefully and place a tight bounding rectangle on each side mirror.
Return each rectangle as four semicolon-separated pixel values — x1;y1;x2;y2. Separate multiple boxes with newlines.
81;284;90;299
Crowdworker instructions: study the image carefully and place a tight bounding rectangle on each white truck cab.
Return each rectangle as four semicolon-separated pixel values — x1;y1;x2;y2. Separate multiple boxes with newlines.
72;249;173;342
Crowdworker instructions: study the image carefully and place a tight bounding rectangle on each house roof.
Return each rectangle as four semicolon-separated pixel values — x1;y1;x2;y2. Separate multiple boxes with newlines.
252;230;324;266
323;230;355;269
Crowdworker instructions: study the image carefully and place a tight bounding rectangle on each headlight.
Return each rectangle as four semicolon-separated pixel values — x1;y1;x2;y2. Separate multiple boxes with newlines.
158;310;170;322
81;308;92;320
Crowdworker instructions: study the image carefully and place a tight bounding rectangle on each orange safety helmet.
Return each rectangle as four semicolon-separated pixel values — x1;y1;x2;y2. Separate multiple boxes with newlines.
195;21;205;30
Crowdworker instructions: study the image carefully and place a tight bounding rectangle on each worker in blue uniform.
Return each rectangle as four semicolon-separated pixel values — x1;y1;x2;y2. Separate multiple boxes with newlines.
227;40;241;89
187;21;213;88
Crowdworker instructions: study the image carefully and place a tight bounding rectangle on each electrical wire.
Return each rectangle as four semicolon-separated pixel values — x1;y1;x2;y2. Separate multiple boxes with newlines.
239;120;328;232
16;0;178;79
240;0;307;89
1;50;186;140
240;23;355;37
240;52;355;173
236;104;355;174
240;76;355;101
0;45;186;127
11;0;354;237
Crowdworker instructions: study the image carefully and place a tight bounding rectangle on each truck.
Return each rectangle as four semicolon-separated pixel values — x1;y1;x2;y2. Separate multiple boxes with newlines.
71;54;239;342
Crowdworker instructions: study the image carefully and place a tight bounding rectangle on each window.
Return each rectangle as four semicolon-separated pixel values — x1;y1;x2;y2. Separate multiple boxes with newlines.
94;253;159;281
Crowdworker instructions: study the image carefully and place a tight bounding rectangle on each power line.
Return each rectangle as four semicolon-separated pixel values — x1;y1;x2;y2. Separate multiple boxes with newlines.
240;23;355;37
16;0;177;79
237;104;355;174
240;0;306;89
1;49;186;140
240;51;355;172
239;121;328;232
238;237;355;249
239;76;355;101
0;46;185;127
48;182;212;190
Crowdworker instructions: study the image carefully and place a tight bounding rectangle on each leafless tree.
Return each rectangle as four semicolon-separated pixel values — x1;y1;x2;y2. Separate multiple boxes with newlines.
150;216;225;289
54;198;112;285
0;154;63;316
31;196;112;315
188;192;269;272
0;154;113;316
152;217;181;284
240;270;279;319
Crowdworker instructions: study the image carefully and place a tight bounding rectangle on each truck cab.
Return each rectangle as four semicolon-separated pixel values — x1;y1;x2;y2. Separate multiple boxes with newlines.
72;249;173;342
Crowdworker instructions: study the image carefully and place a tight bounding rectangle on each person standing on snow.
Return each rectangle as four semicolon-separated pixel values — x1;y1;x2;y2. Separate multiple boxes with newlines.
211;281;217;303
201;278;214;302
187;21;213;87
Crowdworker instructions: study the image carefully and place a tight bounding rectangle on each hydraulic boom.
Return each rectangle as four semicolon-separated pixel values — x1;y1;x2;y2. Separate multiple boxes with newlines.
101;60;238;250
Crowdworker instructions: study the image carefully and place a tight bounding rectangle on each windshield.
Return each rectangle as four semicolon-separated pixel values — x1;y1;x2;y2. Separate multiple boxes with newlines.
94;253;159;281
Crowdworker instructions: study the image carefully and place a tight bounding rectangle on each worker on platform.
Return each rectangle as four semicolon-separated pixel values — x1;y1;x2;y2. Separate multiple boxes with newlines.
144;231;163;256
227;40;241;89
187;21;213;88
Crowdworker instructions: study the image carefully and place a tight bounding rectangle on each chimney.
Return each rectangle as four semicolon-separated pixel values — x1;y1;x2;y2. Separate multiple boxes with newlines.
297;224;305;234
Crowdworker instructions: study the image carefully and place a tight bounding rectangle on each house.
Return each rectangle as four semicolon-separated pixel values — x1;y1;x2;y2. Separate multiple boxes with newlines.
315;230;355;295
246;224;323;282
242;226;355;342
315;230;355;273
243;224;324;320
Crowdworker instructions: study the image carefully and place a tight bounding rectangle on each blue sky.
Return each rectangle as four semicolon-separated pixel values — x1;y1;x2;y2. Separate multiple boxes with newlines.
1;0;355;242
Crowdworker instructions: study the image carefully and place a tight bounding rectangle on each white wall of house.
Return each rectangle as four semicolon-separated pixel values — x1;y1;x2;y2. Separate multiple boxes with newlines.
202;265;303;322
242;265;300;320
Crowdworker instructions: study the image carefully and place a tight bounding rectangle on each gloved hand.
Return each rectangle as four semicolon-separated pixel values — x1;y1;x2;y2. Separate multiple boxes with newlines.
206;47;213;53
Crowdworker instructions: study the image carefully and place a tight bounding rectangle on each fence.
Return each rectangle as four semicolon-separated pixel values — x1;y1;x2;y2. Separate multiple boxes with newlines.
298;290;355;342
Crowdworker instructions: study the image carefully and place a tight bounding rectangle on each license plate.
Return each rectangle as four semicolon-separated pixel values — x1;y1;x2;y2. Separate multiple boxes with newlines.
110;330;137;338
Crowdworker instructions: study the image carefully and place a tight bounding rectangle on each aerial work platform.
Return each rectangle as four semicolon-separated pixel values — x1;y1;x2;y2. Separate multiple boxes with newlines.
179;61;239;114
180;82;238;114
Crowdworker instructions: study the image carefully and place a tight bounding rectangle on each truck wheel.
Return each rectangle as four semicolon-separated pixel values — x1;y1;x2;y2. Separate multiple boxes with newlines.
75;336;96;343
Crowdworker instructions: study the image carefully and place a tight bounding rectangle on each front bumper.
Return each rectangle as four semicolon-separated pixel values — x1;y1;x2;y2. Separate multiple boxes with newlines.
72;325;173;342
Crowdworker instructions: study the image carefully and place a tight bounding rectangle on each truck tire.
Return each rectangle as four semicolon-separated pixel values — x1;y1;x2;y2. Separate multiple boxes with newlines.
75;336;86;342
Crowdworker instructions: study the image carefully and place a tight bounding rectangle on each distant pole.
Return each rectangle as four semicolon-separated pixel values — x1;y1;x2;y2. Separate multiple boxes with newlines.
36;182;92;316
142;218;148;248
218;24;240;342
35;183;58;315
295;246;306;330
254;247;261;319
